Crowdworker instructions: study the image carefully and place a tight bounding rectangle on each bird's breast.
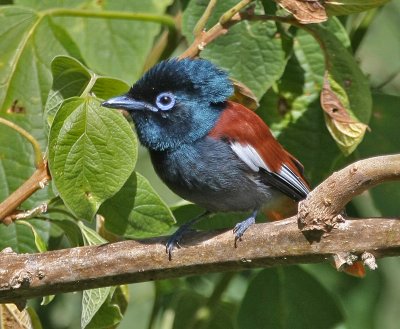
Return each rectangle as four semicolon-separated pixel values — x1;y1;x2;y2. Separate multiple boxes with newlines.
149;137;280;212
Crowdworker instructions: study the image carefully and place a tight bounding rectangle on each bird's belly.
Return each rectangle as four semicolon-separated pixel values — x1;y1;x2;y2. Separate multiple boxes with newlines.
150;138;277;212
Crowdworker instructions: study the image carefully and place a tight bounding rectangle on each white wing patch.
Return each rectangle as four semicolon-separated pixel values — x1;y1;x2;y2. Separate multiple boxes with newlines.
230;142;270;172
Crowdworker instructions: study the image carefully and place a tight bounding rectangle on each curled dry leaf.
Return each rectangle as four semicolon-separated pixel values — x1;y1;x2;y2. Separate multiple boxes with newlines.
230;78;259;111
321;73;369;156
275;0;327;24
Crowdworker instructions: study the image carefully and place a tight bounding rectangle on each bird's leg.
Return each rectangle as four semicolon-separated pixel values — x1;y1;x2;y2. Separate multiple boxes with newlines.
166;210;210;260
233;210;258;246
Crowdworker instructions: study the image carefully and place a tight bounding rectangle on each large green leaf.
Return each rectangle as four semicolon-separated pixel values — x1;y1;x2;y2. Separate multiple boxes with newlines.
53;0;173;83
48;97;137;219
237;267;344;329
182;0;289;100
99;172;175;238
0;6;69;207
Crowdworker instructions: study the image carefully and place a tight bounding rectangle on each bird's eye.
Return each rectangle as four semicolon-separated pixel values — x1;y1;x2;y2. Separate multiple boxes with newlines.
155;92;175;111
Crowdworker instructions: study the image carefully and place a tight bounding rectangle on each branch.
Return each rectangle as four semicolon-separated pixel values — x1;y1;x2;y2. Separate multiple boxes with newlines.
179;0;254;59
0;217;399;304
298;154;400;232
0;154;399;304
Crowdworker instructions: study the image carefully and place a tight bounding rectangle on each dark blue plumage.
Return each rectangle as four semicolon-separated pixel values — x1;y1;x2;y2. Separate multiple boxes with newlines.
102;57;309;258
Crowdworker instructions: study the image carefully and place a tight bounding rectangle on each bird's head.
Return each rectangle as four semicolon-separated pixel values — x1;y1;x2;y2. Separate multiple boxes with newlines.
102;58;233;151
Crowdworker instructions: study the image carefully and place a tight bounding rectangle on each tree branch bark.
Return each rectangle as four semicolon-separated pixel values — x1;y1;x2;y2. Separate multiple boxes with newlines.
0;154;399;305
298;154;400;232
0;217;399;305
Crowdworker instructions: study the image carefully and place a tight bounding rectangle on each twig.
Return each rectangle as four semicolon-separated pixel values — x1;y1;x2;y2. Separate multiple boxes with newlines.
193;0;219;38
179;0;255;59
0;163;51;222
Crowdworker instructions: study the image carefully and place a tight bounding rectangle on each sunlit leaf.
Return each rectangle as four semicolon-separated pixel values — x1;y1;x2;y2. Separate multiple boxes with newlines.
48;97;137;220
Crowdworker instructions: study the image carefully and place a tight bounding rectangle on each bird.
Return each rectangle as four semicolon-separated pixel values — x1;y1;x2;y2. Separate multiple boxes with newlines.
101;57;310;259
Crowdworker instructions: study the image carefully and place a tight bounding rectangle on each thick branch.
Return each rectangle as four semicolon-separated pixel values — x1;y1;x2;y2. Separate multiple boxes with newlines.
298;154;400;232
0;217;399;304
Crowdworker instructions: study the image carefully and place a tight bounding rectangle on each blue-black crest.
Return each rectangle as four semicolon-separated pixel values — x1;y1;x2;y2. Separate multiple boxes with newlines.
129;58;234;103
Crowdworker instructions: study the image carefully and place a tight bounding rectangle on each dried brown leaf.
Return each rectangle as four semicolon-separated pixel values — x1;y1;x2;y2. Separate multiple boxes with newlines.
230;78;260;111
275;0;327;24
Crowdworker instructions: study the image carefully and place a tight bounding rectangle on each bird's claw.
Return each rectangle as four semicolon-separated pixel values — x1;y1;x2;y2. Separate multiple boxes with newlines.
233;216;256;247
166;232;185;260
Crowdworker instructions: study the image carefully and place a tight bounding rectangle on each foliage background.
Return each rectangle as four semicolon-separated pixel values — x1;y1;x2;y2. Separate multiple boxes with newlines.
0;0;399;328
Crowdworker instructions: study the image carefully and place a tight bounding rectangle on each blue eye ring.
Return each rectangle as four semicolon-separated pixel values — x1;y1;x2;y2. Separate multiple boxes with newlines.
155;92;175;111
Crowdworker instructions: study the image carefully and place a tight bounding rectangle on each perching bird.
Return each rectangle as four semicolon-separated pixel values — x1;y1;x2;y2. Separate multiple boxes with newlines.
102;58;310;258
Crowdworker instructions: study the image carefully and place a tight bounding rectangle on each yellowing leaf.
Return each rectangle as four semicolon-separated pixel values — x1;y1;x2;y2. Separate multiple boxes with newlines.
321;74;368;156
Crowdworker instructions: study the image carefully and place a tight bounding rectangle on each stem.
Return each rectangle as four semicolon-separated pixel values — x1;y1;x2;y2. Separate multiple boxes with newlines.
219;0;254;25
42;8;176;29
0;163;51;222
0;118;43;168
193;0;218;37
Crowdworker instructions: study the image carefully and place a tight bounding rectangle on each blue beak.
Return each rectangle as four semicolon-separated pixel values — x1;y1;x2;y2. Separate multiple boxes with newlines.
102;94;151;111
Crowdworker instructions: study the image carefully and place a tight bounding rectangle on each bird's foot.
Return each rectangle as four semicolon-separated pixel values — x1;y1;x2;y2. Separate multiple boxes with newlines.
166;227;188;260
166;211;210;260
233;212;257;247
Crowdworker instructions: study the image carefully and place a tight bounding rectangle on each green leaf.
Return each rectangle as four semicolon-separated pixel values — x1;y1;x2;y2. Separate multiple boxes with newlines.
182;0;289;99
45;56;129;127
16;220;47;252
86;285;129;329
99;172;175;238
45;56;92;127
78;222;113;329
78;221;107;245
326;0;390;16
48;97;137;220
237;267;344;329
54;0;173;83
81;287;113;329
0;219;50;253
0;6;58;209
91;76;130;101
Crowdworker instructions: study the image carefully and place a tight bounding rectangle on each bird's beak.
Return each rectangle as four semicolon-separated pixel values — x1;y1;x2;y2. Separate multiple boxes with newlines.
101;94;147;111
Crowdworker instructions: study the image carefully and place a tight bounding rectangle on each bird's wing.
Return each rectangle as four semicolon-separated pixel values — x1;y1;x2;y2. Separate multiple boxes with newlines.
209;101;309;201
